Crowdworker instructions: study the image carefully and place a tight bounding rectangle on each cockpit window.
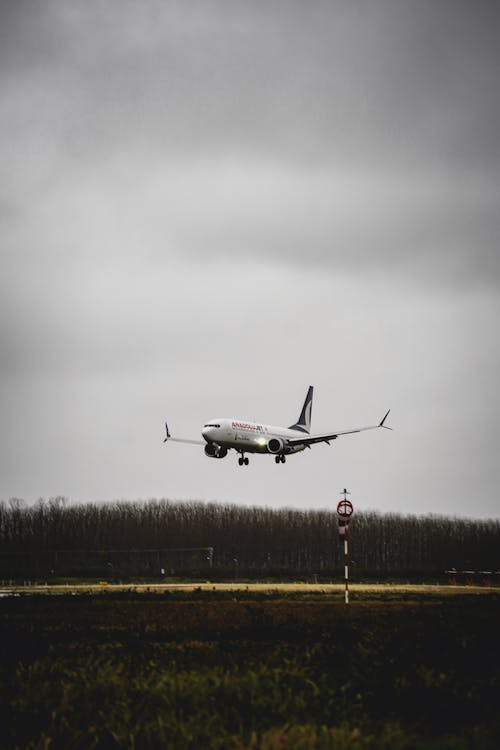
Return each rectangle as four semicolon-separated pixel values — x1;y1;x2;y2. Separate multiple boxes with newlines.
204;423;220;428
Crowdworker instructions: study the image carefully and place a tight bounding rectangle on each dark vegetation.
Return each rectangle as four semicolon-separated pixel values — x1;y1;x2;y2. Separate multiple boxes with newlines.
1;498;499;579
1;589;499;749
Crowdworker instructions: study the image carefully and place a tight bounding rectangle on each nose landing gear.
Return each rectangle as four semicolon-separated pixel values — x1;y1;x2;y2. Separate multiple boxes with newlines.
275;455;286;464
238;454;249;466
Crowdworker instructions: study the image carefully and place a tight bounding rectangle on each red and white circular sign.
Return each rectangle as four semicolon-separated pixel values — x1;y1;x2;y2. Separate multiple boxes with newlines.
337;499;354;519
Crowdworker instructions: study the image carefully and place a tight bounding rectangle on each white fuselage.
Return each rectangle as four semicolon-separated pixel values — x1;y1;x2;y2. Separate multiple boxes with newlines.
202;419;306;455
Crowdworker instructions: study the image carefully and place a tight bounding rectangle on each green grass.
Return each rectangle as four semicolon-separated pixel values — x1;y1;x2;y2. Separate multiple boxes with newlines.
1;591;499;749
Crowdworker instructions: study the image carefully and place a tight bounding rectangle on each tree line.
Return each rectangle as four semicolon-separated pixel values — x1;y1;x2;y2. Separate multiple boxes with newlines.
1;497;499;578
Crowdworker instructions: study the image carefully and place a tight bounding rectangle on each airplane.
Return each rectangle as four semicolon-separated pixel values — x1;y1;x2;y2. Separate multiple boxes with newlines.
163;386;391;466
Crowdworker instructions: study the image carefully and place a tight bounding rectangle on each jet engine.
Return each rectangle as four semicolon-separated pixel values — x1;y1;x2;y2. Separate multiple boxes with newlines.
267;437;286;454
204;443;228;459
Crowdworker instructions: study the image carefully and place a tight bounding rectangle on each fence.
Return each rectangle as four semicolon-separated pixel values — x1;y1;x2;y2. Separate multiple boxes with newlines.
0;547;214;578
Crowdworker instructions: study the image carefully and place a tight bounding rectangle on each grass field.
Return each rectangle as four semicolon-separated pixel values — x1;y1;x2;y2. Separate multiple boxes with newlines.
1;586;499;749
2;581;492;595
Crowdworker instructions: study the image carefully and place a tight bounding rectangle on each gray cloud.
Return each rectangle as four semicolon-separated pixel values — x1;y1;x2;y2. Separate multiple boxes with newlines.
2;1;499;288
1;1;500;517
2;1;499;167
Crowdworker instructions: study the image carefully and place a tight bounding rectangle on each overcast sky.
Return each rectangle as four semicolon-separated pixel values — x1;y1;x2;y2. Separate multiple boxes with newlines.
1;0;500;518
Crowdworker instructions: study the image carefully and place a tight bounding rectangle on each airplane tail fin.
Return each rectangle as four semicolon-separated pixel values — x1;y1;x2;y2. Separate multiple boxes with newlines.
289;385;313;433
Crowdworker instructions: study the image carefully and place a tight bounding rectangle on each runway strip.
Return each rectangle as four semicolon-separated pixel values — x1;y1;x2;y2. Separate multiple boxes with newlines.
1;582;493;595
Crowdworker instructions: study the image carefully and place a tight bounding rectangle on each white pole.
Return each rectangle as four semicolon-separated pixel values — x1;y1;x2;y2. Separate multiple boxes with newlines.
344;528;349;604
337;490;353;606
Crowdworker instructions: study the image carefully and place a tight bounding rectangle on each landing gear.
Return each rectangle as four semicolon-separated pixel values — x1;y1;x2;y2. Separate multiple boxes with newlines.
238;454;249;466
275;455;286;464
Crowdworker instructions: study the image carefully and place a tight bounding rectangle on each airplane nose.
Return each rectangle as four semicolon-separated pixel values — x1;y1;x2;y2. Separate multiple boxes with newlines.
202;423;220;441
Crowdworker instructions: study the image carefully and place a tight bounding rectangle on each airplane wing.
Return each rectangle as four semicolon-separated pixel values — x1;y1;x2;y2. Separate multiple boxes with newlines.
287;410;392;448
163;422;205;446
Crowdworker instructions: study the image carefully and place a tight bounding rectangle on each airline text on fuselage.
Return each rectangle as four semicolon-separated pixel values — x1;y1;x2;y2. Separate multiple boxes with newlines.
232;421;259;431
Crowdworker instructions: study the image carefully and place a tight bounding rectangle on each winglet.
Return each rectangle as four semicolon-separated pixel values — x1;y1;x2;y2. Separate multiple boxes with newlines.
163;422;171;442
379;409;392;429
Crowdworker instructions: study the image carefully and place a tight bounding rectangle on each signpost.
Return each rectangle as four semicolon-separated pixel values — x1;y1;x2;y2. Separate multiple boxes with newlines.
337;489;354;604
